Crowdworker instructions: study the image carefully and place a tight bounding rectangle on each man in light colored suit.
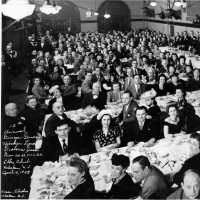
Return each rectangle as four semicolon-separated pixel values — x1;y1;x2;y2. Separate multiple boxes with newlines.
81;72;92;96
132;156;170;199
125;72;146;100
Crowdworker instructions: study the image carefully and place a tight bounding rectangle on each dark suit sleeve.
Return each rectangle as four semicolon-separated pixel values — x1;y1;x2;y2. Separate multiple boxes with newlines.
173;158;192;185
141;177;160;199
124;101;138;123
44;117;56;137
41;137;58;162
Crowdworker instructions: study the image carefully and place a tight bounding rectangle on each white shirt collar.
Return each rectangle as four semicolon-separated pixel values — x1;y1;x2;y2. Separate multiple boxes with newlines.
58;137;68;148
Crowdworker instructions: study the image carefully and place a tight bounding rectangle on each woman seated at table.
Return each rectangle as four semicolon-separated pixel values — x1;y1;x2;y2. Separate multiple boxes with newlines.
186;68;200;91
31;77;49;103
155;74;169;96
93;110;121;152
47;85;65;113
65;157;95;199
106;154;141;199
175;87;200;132
140;89;161;120
163;104;186;138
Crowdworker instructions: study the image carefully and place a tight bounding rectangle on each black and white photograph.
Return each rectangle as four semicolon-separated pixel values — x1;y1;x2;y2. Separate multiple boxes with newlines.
1;0;200;199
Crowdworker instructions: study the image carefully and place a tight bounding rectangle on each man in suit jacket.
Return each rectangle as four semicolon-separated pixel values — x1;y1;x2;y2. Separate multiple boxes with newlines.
42;120;80;162
132;156;170;199
118;91;138;146
37;36;51;52
123;106;161;146
81;72;93;96
44;101;79;138
81;82;105;110
125;73;146;100
168;169;200;200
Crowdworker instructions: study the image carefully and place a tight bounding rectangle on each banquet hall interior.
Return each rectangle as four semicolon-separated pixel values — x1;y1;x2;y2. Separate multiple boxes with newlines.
2;0;200;199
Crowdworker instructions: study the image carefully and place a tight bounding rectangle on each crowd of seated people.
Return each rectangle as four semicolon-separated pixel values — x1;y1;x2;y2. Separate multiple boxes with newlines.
3;28;200;199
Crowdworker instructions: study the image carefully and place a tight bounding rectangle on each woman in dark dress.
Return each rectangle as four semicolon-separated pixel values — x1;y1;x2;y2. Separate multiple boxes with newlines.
93;110;121;152
163;104;185;138
64;157;95;199
155;74;169;96
20;95;45;136
175;87;200;132
107;154;140;199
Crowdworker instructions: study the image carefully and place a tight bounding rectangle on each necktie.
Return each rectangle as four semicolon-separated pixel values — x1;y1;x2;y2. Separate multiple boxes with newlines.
62;139;68;154
128;78;131;87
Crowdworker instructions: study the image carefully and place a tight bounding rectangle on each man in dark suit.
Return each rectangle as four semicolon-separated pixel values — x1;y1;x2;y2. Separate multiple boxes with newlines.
123;106;161;147
131;156;170;199
37;36;51;53
42;120;80;162
81;82;105;110
119;91;138;146
44;101;80;138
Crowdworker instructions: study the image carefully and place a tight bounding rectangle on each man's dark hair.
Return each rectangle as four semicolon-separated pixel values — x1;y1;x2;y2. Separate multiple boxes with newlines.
55;120;69;129
124;90;133;97
136;106;147;114
132;156;150;169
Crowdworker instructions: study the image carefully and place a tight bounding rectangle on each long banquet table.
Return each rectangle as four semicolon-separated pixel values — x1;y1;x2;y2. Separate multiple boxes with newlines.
29;134;199;199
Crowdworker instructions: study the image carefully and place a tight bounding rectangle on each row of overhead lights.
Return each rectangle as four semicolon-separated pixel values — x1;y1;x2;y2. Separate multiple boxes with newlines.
85;10;111;19
2;0;111;21
150;0;187;8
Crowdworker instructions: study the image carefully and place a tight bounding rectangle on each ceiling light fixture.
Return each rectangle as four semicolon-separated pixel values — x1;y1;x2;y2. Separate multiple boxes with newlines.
150;1;157;7
2;0;35;21
40;0;62;15
174;0;187;8
94;12;99;16
104;13;111;19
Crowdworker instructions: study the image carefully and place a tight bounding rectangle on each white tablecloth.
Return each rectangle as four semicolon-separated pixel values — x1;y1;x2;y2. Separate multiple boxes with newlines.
29;135;199;199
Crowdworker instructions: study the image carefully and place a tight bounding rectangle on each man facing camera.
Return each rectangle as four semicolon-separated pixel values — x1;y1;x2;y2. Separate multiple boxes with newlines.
131;156;170;199
122;106;160;147
168;169;200;199
42;120;80;162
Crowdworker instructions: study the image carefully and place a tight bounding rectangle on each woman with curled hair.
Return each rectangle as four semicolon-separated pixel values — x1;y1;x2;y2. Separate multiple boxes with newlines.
93;110;121;152
64;157;94;199
155;74;169;96
163;104;186;138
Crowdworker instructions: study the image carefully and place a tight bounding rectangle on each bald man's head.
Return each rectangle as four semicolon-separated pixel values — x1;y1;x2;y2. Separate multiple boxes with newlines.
52;101;64;116
5;103;18;117
182;170;200;199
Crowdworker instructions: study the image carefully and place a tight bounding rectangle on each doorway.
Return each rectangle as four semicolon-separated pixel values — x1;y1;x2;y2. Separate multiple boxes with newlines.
98;0;131;32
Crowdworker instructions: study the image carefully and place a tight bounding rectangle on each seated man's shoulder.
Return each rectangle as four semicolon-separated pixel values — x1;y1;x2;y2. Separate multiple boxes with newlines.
167;188;182;200
46;113;57;121
147;167;166;183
